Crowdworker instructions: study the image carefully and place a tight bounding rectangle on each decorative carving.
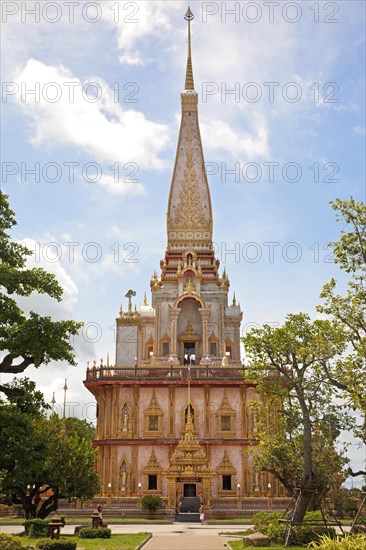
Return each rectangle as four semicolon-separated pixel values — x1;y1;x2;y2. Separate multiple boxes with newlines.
144;391;163;438
178;320;200;343
143;449;162;474
172;129;210;232
217;450;237;475
216;391;236;437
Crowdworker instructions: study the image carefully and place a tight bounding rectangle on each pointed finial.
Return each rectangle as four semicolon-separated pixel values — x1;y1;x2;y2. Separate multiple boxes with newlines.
143;292;148;306
184;7;195;91
107;352;110;367
233;292;236;306
119;304;123;317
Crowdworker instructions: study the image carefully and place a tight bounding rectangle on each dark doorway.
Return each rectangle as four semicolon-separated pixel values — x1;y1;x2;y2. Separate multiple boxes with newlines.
184;342;196;364
183;483;196;497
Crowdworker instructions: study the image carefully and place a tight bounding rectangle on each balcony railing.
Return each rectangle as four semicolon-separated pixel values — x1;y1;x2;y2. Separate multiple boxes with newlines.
85;365;246;382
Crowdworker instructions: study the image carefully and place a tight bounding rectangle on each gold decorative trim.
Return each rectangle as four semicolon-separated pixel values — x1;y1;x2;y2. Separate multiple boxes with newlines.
144;391;163;438
216;391;236;437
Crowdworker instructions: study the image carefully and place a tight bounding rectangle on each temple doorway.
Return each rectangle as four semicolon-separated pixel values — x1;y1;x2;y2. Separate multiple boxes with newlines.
184;342;196;364
183;483;197;497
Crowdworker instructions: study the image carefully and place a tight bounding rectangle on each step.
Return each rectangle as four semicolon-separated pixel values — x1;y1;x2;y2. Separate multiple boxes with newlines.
175;513;200;523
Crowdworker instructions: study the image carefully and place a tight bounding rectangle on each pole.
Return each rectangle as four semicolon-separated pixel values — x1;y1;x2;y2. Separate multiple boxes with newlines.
62;379;68;418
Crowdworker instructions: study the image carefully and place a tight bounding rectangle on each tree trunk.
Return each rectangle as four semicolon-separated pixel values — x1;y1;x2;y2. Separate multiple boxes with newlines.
293;395;314;524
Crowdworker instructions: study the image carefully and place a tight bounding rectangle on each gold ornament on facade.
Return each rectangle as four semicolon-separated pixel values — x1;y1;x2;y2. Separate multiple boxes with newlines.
143;449;162;475
217;450;237;475
172;130;211;232
184;277;195;293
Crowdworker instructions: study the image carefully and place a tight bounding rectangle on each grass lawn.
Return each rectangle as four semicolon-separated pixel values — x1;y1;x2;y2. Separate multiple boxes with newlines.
227;542;304;550
22;533;151;550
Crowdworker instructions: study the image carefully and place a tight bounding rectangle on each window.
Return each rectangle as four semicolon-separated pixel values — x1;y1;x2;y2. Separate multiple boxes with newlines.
221;415;231;432
162;342;170;356
226;346;232;358
149;415;159;431
222;475;232;491
148;475;157;491
209;341;217;356
147;346;153;357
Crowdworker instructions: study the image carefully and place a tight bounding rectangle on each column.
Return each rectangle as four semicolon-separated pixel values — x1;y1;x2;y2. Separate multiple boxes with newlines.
169;308;180;364
168;479;176;508
199;308;210;360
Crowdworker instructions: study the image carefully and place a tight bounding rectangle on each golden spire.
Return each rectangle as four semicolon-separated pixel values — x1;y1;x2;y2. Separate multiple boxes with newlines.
184;7;195;90
143;292;148;306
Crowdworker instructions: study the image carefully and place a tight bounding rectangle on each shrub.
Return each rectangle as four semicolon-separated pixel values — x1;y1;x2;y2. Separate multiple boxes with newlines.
140;494;165;513
309;534;366;550
252;511;335;545
37;539;76;550
23;519;49;537
0;533;24;550
252;511;282;531
78;527;111;539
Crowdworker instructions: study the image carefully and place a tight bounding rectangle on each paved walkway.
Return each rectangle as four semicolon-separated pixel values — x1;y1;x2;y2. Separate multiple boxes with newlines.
0;523;244;549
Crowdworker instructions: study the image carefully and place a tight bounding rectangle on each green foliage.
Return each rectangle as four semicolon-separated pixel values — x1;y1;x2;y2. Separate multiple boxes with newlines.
252;511;283;531
309;534;366;550
0;190;82;384
3;378;50;416
36;539;76;550
243;313;348;521
0;389;100;519
318;198;366;437
253;512;335;545
140;495;165;513
23;518;49;537
78;527;111;539
0;532;24;550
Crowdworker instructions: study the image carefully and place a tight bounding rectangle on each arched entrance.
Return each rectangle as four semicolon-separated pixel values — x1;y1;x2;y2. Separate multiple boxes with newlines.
177;298;202;364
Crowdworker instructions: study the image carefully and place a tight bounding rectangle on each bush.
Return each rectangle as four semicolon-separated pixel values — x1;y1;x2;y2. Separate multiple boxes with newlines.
78;527;111;539
37;540;76;550
309;534;366;550
252;511;336;545
0;533;24;550
140;495;165;513
252;511;283;531
23;519;49;537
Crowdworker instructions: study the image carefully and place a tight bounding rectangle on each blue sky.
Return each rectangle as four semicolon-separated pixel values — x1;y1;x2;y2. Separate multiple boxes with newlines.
1;1;365;482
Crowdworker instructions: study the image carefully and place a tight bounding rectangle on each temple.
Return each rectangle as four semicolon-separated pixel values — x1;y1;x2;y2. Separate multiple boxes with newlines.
84;8;284;515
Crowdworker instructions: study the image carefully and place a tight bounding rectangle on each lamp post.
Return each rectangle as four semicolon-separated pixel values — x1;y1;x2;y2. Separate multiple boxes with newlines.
137;482;142;499
107;482;112;506
267;483;272;508
236;482;241;509
62;379;68;418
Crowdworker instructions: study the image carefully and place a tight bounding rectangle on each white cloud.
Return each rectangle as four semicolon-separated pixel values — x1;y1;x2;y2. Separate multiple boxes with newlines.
119;52;146;66
200;117;269;159
12;59;171;187
353;126;366;135
98;174;146;196
19;238;78;317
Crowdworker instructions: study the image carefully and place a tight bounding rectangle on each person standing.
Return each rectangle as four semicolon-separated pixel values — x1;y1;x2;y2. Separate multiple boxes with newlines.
199;503;204;525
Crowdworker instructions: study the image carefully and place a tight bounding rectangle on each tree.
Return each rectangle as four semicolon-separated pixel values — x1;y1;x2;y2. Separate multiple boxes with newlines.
317;198;366;457
0;380;100;518
242;313;347;523
0;191;82;396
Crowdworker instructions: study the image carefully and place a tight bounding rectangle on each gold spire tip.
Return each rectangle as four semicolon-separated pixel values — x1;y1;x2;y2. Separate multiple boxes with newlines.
184;6;195;91
184;6;194;21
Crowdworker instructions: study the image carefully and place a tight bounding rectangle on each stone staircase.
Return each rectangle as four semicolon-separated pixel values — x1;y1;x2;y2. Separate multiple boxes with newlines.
176;497;201;522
